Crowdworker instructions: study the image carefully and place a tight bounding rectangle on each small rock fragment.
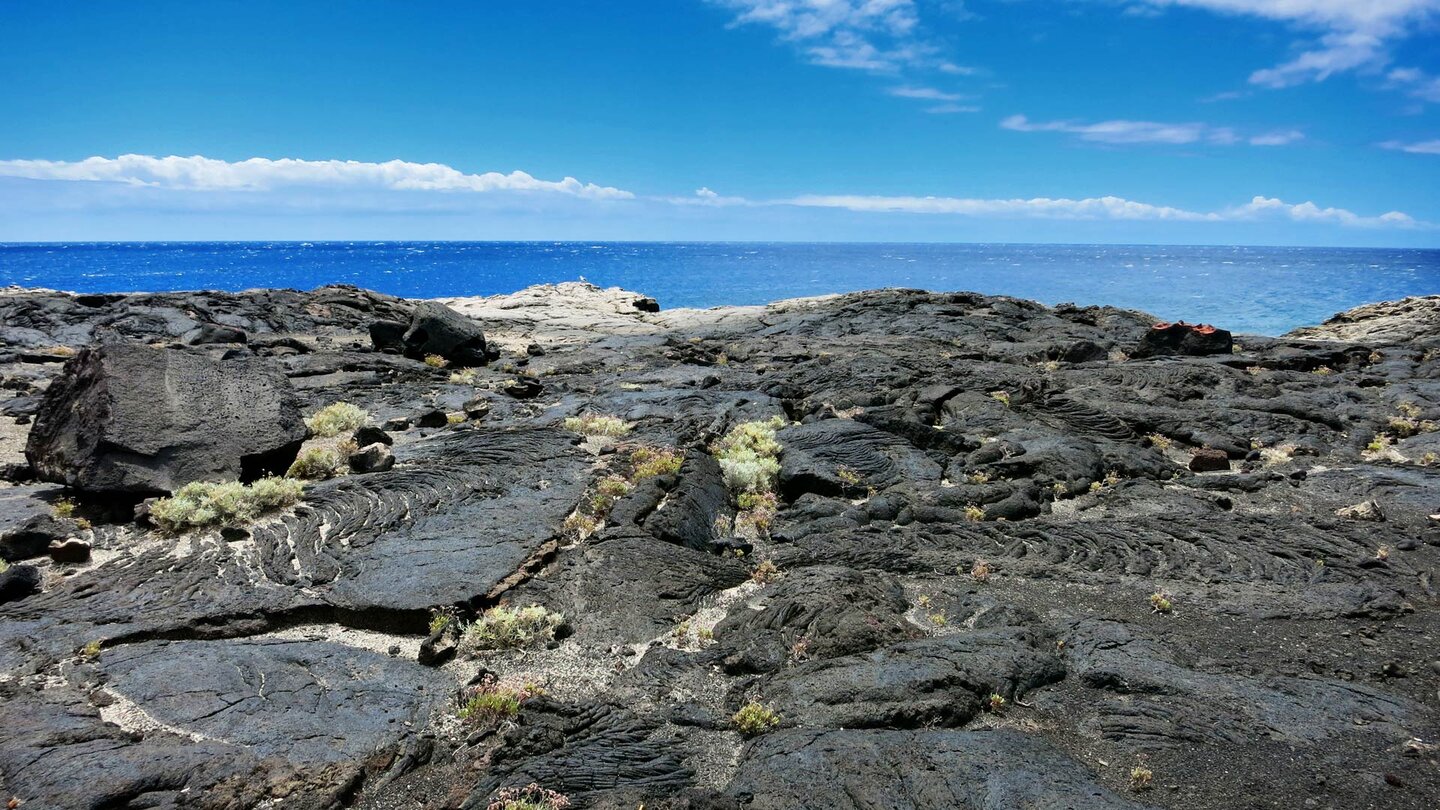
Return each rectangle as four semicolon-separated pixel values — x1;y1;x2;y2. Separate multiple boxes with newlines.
348;442;396;474
1189;448;1231;472
47;538;92;563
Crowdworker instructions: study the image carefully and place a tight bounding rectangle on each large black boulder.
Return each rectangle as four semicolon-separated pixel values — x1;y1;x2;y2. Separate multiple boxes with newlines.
24;343;307;495
370;301;489;367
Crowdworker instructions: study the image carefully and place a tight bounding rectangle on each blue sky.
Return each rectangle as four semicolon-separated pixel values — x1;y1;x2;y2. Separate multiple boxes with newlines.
1;0;1438;245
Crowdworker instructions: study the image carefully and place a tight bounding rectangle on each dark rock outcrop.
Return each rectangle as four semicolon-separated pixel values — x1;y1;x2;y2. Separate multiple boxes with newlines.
1133;321;1233;357
24;343;306;495
371;300;490;367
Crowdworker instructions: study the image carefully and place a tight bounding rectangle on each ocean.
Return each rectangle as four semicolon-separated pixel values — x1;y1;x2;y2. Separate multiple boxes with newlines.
2;241;1437;336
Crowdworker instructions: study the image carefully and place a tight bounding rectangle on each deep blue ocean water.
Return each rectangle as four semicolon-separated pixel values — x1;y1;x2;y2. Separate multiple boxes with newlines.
2;242;1437;336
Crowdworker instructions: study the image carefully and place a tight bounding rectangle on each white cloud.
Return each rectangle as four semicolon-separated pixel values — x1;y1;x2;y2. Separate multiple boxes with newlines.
926;103;982;114
710;0;940;73
1380;138;1440;154
888;85;968;101
1132;0;1440;88
0;154;634;199
1249;129;1306;146
788;193;1211;219
784;191;1420;227
1001;114;1265;146
1387;67;1440;102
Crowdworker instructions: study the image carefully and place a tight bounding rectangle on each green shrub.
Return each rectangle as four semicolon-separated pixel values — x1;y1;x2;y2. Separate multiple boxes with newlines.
287;447;344;480
563;414;631;438
424;354;449;368
53;497;77;518
150;477;304;532
305;402;369;437
463;605;565;651
731;701;781;736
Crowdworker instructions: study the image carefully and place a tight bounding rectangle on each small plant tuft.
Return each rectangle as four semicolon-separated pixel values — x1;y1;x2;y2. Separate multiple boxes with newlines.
463;605;564;651
630;446;683;479
1128;766;1154;792
732;701;781;736
970;559;992;582
52;497;77;518
1148;592;1173;614
963;504;986;522
458;675;543;728
305;402;369;437
989;390;1011;407
424;354;449;368
80;640;102;659
736;490;779;537
1145;433;1172;451
449;368;478;384
986;693;1007;713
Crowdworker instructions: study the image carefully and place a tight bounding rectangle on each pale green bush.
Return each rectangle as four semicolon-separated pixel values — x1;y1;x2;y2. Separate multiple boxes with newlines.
712;417;785;494
286;446;344;480
305;402;369;437
463;605;565;652
150;477;304;532
563;414;631;437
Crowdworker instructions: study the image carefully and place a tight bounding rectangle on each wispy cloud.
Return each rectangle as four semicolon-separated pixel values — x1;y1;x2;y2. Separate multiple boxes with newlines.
1248;129;1306;146
887;85;968;101
709;0;938;73
1132;0;1440;89
1387;67;1440;102
784;192;1419;227
1002;114;1299;146
0;154;634;199
1379;138;1440;154
925;103;981;114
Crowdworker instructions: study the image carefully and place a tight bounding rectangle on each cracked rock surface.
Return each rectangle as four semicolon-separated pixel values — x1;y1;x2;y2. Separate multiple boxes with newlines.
0;282;1437;810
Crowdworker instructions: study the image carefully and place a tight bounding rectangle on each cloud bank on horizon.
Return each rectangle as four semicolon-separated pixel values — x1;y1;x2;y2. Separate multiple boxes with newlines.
0;154;1424;231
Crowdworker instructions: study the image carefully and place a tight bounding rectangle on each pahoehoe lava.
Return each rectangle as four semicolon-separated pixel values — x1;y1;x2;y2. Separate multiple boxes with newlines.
0;282;1437;810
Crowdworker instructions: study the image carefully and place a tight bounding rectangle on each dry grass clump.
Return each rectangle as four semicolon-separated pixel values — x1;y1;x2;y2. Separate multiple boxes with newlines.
712;416;785;495
732;701;781;736
963;504;985;522
563;414;631;437
449;368;478;384
485;783;572;810
750;559;783;584
286;446;345;480
462;605;564;652
305;402;369;437
150;477;304;532
423;354;449;368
